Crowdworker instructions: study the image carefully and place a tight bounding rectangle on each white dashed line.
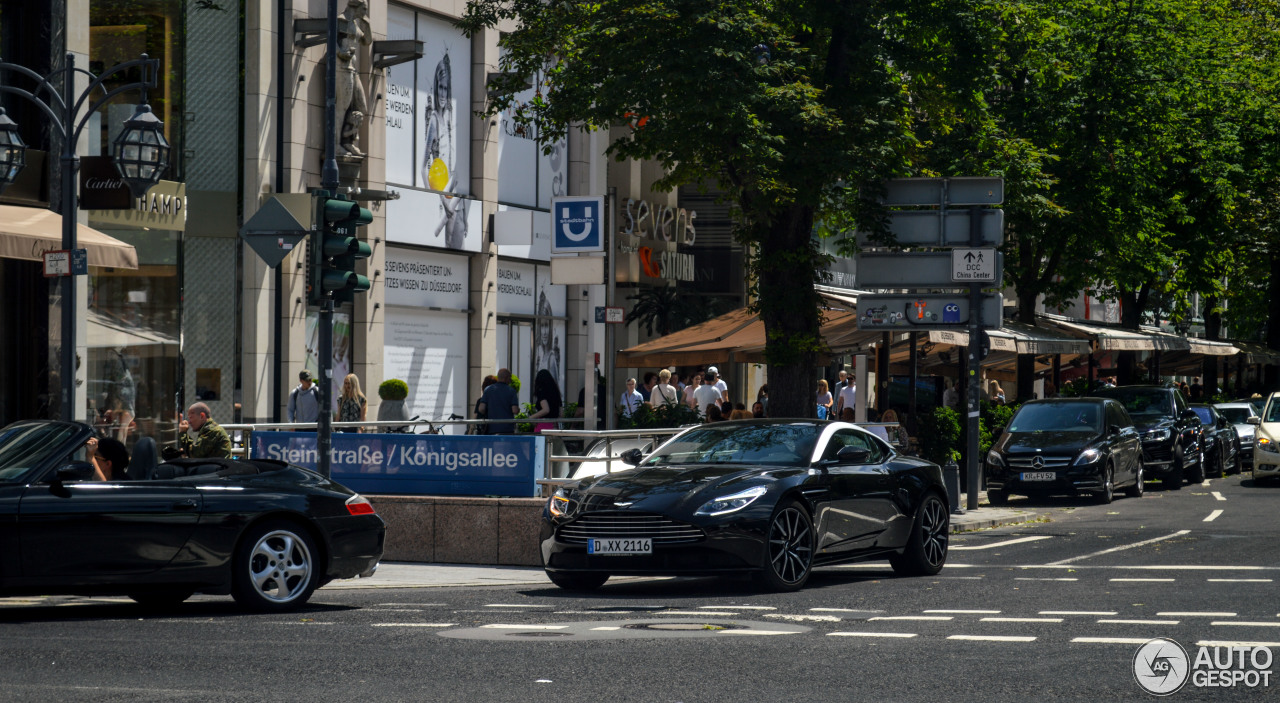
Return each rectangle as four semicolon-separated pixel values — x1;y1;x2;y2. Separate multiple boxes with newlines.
1207;579;1272;583
1016;578;1079;582
948;635;1037;642
590;627;621;631
1042;611;1118;616
1047;530;1191;566
829;632;918;638
811;608;884;614
1210;621;1280;628
700;605;776;610
1073;637;1152;645
480;624;568;630
372;623;455;628
1097;619;1180;626
484;604;551;608
1158;612;1237;617
764;614;841;622
1111;578;1175;582
658;611;738;616
981;617;1063;623
924;609;1000;614
950;536;1053;550
1211;491;1226;501
1197;640;1280;648
719;630;804;636
869;616;954;622
1204;510;1224;522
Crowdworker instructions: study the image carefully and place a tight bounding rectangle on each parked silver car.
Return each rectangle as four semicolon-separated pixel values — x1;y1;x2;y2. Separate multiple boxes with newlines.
1214;402;1259;468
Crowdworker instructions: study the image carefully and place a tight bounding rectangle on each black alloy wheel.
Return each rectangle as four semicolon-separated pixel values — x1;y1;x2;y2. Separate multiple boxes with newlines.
1189;446;1206;484
1164;445;1185;490
1125;459;1145;498
890;492;949;577
1096;463;1114;504
548;572;610;591
759;500;814;592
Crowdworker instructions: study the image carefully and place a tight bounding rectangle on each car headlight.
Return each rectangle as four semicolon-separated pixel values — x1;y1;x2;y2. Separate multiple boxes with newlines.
986;450;1004;466
1073;448;1102;466
1259;436;1278;454
695;485;768;516
1144;428;1172;442
549;487;570;516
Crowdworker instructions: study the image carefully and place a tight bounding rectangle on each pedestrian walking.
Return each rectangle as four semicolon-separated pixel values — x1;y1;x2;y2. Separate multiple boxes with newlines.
288;370;321;426
477;368;520;434
816;379;833;419
472;375;497;434
684;373;703;408
620;378;644;419
694;371;724;417
650;369;680;407
706;365;729;398
527;369;562;433
835;376;857;417
336;373;368;432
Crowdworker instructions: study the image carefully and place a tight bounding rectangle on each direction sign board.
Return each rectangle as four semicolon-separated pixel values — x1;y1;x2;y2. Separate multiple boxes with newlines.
855;252;1003;289
551;195;606;253
856;209;1003;248
881;177;1004;207
856;293;1003;330
240;197;309;268
951;248;998;282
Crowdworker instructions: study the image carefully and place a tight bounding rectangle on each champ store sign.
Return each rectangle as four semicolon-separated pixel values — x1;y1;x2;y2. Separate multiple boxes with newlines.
251;432;544;497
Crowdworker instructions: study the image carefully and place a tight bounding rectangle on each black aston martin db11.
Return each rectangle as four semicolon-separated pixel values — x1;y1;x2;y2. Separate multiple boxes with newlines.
0;421;384;611
541;419;950;591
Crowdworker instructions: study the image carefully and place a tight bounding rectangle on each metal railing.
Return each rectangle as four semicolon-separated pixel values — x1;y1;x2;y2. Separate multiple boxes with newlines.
535;426;691;495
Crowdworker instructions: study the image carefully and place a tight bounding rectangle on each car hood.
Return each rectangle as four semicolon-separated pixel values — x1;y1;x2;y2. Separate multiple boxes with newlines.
997;431;1100;456
1231;423;1256;438
1131;417;1176;433
569;464;800;513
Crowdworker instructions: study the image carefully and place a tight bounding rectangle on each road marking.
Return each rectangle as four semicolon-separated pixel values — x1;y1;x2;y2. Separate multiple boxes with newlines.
701;605;776;610
1158;611;1236;617
372;623;455;628
950;536;1053;551
1041;611;1117;616
1110;578;1175;582
811;608;884;614
829;632;918;638
659;611;739;616
948;635;1037;642
869;616;953;621
1016;578;1079;582
764;614;841;622
481;624;568;630
1210;621;1280;628
273;621;335;625
1197;640;1280;648
377;603;448;607
590;627;621;631
1202;480;1212;487
1212;491;1226;501
1098;619;1180;626
1073;637;1152;645
485;604;550;608
1207;578;1272;583
1204;510;1224;522
981;617;1063;623
719;630;804;636
924;609;1001;614
1047;530;1191;566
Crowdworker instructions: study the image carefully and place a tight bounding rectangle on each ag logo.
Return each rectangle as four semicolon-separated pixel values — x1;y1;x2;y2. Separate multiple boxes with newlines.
1133;638;1190;696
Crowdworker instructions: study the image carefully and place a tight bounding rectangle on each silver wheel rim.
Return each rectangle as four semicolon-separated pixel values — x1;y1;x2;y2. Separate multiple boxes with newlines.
248;529;313;604
767;507;812;584
1104;465;1113;497
1135;462;1144;495
920;497;949;567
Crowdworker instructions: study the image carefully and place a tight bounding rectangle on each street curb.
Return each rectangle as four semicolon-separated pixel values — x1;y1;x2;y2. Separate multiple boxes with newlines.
949;511;1044;534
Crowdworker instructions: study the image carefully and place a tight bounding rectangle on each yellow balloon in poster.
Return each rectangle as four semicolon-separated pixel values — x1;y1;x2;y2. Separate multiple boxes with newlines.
427;158;450;191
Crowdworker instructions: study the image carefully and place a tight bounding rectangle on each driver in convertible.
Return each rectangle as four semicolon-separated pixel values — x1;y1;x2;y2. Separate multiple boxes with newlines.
84;437;130;481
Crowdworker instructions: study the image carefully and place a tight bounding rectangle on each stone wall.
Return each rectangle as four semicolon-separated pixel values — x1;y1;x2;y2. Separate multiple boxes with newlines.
370;495;545;566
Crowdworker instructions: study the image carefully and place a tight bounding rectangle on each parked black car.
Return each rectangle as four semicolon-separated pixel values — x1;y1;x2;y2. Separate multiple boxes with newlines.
541;419;949;592
0;421;385;611
1189;404;1242;477
1094;385;1204;488
985;398;1144;504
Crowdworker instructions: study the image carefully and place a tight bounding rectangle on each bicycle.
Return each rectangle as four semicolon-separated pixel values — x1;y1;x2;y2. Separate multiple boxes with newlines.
425;414;465;434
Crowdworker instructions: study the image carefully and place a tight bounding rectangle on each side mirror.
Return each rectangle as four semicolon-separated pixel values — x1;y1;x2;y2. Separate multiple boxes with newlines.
55;462;96;482
1247;417;1261;425
1181;410;1200;423
620;448;643;466
835;446;872;464
1108;425;1121;436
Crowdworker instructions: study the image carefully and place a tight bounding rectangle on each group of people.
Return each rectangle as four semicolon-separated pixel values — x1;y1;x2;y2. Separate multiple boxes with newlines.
287;370;369;431
621;366;760;423
470;367;563;435
815;369;859;420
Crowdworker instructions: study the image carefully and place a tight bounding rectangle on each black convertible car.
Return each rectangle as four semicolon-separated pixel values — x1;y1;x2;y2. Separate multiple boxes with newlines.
0;421;385;611
541;419;949;592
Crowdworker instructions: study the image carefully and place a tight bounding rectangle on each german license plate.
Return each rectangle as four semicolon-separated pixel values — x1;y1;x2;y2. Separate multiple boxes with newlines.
1021;471;1055;481
587;538;652;555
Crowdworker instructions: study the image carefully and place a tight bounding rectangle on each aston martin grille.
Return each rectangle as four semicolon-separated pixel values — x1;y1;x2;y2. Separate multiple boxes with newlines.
559;511;705;544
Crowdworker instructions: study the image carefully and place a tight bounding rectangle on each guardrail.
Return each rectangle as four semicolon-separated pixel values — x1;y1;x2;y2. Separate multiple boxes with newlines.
220;417;587;458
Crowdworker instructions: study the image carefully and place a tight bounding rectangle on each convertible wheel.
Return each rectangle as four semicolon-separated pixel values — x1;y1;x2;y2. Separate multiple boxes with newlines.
890;492;949;577
231;520;319;612
1124;460;1145;498
129;590;194;609
758;500;813;592
548;572;609;591
1095;464;1114;504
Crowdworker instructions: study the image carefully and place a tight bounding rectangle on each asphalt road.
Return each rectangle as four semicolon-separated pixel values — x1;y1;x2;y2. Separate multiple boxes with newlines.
1;473;1277;702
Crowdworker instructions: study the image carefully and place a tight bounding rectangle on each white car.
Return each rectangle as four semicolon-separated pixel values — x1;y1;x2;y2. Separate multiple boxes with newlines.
569;437;655;479
1248;393;1280;484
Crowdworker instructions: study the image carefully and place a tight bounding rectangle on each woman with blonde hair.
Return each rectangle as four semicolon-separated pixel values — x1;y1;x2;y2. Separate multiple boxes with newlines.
816;378;833;419
650;368;679;406
880;408;910;448
337;373;368;432
988;380;1006;405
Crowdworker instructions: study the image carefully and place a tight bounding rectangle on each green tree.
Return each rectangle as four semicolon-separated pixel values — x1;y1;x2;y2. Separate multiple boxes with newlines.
626;284;732;337
459;0;995;418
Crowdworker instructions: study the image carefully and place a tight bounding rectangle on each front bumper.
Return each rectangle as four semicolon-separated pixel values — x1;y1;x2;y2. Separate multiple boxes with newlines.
540;517;764;576
986;461;1107;496
1253;445;1280;477
1139;437;1180;478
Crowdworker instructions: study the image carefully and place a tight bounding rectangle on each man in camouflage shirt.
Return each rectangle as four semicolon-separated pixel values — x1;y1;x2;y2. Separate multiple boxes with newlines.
177;402;232;458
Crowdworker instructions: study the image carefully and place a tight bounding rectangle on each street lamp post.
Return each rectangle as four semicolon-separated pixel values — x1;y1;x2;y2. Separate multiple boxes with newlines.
0;53;169;421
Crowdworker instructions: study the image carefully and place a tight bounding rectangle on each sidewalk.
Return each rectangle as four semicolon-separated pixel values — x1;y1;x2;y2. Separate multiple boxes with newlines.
324;497;1042;591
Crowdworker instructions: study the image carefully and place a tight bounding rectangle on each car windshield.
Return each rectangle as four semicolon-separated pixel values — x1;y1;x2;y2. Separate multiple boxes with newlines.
1217;407;1253;424
0;423;82;483
1097;388;1173;418
1266;401;1280;423
1008;403;1102;433
1190;407;1215;425
643;423;820;467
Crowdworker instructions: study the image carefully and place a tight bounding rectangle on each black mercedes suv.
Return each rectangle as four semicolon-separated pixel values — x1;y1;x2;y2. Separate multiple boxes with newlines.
1094;385;1204;489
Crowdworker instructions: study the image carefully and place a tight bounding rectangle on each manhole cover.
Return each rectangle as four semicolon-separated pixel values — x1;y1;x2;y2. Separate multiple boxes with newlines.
507;631;573;638
625;622;745;632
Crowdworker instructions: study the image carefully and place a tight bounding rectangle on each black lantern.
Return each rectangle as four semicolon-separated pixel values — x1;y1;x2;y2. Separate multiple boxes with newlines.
112;103;170;198
0;107;27;192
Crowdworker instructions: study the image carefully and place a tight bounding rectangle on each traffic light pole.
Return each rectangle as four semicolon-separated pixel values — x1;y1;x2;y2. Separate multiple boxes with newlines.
965;205;983;511
316;0;341;479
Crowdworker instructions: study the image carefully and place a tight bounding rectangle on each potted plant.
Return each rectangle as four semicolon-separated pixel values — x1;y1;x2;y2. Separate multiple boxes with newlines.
376;379;410;431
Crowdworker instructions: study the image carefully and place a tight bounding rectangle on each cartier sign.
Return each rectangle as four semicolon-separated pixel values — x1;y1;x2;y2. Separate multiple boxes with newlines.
79;156;133;210
87;179;188;232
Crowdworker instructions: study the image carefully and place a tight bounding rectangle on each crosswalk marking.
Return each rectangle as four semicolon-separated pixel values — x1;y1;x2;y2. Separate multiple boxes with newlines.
829;632;918;638
1157;611;1236;617
372;623;455;627
1041;611;1117;616
1110;578;1175;582
1207;578;1272;583
1016;577;1079;582
1072;637;1151;644
700;605;775;610
948;635;1037;642
870;616;953;621
481;624;568;630
1197;640;1280;648
1210;621;1280;628
1097;619;1179;626
981;617;1062;623
924;609;1000;614
1211;491;1226;501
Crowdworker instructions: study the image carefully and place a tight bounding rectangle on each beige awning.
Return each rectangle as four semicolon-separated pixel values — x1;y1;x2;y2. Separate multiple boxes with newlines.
1042;317;1190;352
1185;338;1239;356
0;204;138;269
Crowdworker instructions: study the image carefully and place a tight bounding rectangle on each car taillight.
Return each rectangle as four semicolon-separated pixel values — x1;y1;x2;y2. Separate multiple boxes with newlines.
346;495;376;515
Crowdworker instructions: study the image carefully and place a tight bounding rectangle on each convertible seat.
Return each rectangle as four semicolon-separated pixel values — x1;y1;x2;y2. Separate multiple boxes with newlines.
148;457;289;480
128;437;159;481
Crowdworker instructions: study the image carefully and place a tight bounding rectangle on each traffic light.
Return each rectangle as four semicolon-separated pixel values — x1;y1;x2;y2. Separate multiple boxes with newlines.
310;192;372;305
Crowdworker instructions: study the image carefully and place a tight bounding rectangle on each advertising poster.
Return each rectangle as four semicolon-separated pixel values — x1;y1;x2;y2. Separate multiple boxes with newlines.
304;311;351;406
534;264;565;391
417;12;470;196
384;309;467;429
384;248;469;310
386;187;482;253
495;60;566;209
384;5;417;186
